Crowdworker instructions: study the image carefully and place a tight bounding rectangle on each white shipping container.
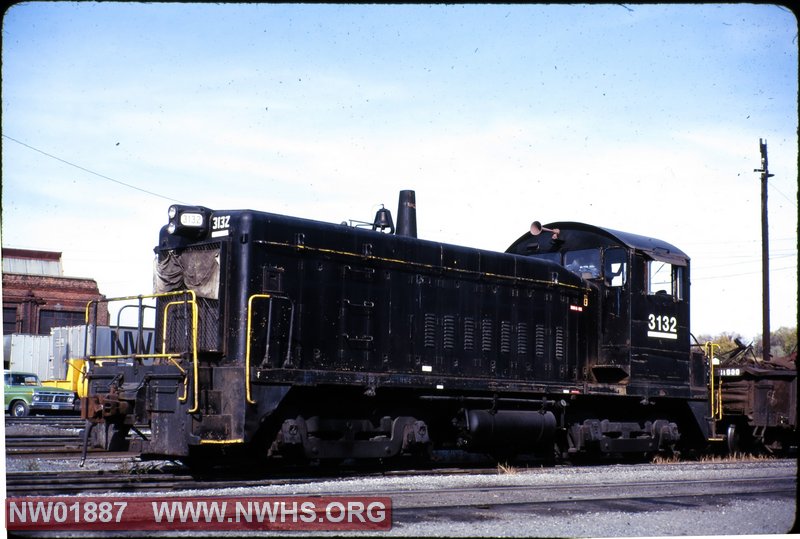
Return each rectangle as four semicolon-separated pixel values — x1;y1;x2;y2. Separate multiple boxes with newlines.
3;334;54;380
4;326;156;381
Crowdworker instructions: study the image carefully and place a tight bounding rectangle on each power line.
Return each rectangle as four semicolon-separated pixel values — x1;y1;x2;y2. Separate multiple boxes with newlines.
680;236;797;247
692;251;797;268
2;134;187;204
768;179;797;208
692;264;796;280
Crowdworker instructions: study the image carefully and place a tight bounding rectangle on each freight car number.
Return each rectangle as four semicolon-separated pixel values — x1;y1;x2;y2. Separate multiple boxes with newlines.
212;215;231;230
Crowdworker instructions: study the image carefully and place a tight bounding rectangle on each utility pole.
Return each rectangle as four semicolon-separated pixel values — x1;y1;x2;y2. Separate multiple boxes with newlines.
755;138;774;362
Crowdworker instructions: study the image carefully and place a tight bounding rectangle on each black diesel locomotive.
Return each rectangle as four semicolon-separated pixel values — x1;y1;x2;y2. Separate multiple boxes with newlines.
82;191;742;465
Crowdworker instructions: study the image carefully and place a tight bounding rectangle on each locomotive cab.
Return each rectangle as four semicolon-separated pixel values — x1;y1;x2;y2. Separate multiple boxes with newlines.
507;223;703;399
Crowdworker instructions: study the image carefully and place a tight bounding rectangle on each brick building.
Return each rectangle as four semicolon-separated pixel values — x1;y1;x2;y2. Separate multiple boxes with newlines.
2;248;109;335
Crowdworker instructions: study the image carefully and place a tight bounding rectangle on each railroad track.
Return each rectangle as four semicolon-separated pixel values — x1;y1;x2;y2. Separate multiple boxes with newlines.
6;461;794;537
5;460;502;497
5;468;372;496
5;415;86;430
5;415;87;455
6;460;795;500
6;469;200;496
5;415;151;456
5;434;85;453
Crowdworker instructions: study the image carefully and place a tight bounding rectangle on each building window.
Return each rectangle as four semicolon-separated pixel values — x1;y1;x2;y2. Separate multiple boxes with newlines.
3;306;18;334
38;310;86;335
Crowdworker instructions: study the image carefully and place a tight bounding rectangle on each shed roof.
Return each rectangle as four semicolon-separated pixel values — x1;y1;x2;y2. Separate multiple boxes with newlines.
2;248;64;276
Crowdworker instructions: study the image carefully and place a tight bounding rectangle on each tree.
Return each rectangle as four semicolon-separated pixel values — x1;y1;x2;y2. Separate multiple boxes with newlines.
753;326;797;359
694;331;748;357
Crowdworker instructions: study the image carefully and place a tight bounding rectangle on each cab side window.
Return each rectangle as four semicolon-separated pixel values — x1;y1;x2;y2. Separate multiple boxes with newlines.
646;260;684;300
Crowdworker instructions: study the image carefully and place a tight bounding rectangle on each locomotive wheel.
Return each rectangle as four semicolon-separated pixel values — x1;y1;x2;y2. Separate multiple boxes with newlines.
726;424;740;455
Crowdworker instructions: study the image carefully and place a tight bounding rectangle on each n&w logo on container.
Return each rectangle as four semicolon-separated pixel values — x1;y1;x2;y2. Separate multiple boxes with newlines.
7;496;392;531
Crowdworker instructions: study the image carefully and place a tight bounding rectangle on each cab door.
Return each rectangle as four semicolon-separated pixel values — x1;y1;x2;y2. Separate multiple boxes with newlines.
594;247;632;383
630;253;690;384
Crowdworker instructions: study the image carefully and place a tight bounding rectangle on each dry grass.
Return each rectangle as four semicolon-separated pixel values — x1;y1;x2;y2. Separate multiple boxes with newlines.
651;451;775;464
496;462;519;474
698;452;774;462
493;451;777;471
651;453;682;464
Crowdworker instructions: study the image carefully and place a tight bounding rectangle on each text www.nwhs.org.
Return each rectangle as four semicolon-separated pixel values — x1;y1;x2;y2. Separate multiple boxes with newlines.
7;496;392;531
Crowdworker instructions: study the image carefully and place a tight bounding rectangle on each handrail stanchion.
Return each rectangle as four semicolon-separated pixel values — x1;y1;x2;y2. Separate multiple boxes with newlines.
245;293;295;404
706;342;723;422
83;290;199;410
245;294;272;404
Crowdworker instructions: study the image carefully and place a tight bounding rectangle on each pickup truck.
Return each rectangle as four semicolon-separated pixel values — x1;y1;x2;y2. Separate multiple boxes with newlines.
4;371;77;417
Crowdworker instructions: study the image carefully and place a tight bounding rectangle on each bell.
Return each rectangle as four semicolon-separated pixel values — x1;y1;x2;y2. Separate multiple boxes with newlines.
372;206;395;233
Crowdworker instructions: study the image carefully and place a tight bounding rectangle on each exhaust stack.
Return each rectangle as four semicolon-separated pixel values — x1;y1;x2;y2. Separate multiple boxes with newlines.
395;190;417;238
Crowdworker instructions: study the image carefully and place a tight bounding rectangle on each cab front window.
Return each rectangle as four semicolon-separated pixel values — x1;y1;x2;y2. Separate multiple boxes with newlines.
564;249;601;279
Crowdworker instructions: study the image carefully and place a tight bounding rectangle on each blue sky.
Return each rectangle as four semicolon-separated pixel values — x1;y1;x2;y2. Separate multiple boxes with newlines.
2;3;797;340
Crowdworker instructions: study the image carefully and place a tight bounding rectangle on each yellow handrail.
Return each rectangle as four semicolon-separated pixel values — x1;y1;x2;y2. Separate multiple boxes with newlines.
84;290;199;410
84;290;197;323
705;342;723;421
162;297;199;411
89;353;181;364
245;293;273;404
199;438;245;445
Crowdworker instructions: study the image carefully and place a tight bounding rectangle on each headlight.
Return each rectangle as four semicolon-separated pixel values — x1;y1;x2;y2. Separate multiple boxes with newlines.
167;222;177;234
32;394;40;402
168;205;178;219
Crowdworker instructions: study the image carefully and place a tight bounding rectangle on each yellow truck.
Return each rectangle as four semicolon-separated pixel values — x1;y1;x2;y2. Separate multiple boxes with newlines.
42;358;88;398
37;325;155;401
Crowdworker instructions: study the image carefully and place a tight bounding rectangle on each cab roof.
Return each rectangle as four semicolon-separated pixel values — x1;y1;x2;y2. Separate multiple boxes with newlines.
506;221;689;266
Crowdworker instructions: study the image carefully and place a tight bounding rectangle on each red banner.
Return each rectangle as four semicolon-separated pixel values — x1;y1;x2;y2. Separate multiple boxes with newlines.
7;496;392;531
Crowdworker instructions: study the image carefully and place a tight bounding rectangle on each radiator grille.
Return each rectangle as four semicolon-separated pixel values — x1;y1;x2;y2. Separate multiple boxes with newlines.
161;296;220;353
156;243;222;354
